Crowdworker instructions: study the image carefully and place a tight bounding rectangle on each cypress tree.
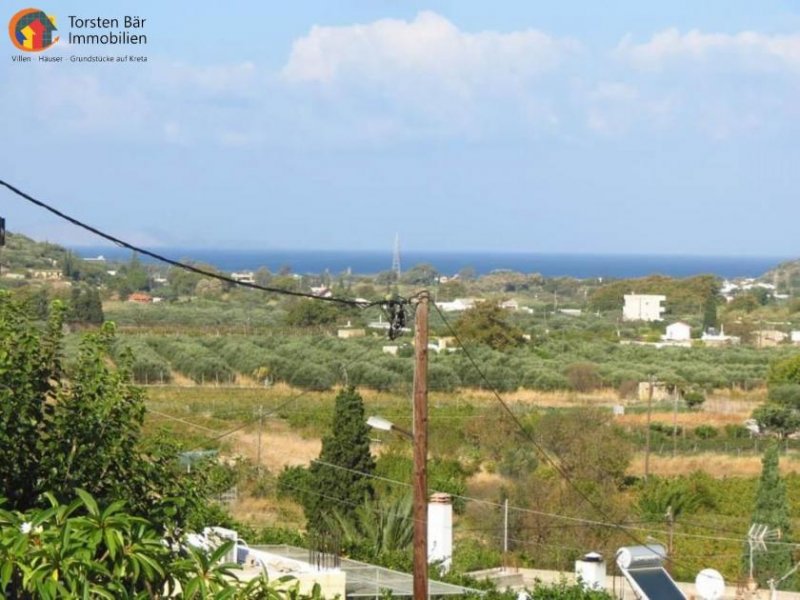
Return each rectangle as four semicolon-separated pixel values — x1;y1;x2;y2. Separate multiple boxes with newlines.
747;443;794;589
702;294;718;331
86;287;104;324
305;386;375;534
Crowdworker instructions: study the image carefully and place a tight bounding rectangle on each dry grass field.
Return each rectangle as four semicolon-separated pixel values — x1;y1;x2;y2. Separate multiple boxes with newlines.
142;383;778;483
628;452;800;477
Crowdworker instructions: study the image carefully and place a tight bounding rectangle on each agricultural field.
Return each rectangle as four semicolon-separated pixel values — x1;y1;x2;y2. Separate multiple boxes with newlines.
87;328;796;396
142;382;800;584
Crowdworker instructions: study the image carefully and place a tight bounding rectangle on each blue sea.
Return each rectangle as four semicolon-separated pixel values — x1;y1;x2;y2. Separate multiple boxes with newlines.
71;247;790;279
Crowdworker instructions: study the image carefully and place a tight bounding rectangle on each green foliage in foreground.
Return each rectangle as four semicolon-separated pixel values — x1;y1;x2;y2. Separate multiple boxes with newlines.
0;490;319;600
747;443;795;589
0;293;229;530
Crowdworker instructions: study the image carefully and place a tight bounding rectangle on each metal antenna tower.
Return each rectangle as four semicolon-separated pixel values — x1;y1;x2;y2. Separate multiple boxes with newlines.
392;233;401;278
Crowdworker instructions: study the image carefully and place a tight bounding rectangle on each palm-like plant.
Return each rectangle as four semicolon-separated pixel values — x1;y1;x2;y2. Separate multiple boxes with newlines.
326;493;414;559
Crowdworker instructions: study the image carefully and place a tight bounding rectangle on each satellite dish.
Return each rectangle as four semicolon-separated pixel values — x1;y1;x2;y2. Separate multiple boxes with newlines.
696;568;725;600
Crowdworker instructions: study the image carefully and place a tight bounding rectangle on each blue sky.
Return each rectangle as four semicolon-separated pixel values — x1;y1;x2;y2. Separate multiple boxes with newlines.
3;1;800;255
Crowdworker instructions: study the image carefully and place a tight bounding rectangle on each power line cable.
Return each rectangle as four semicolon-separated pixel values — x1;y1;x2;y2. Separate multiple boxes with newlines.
429;302;772;575
308;459;798;548
176;346;378;450
0;179;390;309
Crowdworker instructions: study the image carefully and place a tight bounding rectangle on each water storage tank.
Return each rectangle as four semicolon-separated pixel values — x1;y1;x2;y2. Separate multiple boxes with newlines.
575;552;606;590
616;544;666;570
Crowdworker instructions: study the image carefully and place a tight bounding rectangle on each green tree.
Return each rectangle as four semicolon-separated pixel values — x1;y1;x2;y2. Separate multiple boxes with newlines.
285;298;347;328
304;387;376;533
68;284;104;325
752;404;800;439
565;362;601;392
702;294;718;331
254;267;272;287
753;355;800;437
0;294;202;523
683;390;706;410
167;266;199;295
400;263;438;285
455;302;526;351
111;252;150;296
768;355;800;387
437;280;467;301
746;443;794;589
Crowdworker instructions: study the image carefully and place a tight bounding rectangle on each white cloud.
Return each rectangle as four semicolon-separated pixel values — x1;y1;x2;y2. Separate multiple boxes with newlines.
283;11;576;88
35;72;149;134
616;28;800;71
281;12;577;139
583;81;677;135
157;61;258;95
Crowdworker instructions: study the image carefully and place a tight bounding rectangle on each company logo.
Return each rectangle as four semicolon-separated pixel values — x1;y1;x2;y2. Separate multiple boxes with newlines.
9;8;58;52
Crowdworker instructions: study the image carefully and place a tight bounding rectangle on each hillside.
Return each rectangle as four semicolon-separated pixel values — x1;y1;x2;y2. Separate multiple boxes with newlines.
762;258;800;293
1;231;68;271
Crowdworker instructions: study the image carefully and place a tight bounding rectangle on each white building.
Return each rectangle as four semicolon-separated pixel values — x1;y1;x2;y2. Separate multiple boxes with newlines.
499;299;519;311
435;298;481;313
662;322;691;342
622;294;666;322
231;271;255;284
792;331;800;345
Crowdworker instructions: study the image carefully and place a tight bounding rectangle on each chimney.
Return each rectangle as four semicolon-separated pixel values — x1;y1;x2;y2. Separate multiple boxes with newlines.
428;493;453;573
575;552;606;591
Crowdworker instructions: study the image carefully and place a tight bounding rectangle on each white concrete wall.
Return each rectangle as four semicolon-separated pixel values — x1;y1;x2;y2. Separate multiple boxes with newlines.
623;295;666;322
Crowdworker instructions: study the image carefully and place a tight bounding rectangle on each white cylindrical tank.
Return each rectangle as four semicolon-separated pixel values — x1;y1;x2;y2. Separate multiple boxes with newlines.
616;544;666;570
575;552;606;590
428;493;453;573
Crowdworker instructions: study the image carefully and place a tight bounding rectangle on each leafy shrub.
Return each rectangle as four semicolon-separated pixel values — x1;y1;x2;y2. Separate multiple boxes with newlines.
482;365;519;392
565;362;601;392
724;424;751;439
427;364;461;392
694;425;718;439
521;368;570;391
347;363;399;391
276;465;312;504
768;384;800;409
375;451;468;513
683;390;706;410
499;446;538;478
290;363;335;391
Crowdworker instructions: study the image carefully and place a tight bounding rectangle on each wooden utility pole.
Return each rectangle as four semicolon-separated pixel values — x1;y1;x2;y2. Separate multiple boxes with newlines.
412;293;429;600
644;374;654;482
